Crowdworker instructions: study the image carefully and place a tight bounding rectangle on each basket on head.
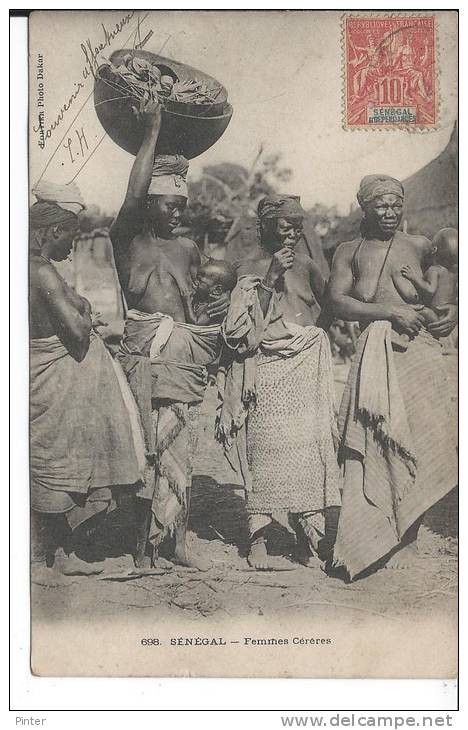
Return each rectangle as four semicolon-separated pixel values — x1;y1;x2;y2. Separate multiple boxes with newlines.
94;49;233;159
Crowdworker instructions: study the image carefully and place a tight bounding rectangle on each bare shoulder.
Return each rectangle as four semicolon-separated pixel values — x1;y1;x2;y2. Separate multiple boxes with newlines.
333;238;361;262
31;259;65;294
234;256;266;277
177;235;200;256
175;236;201;269
176;235;197;249
294;252;321;272
401;231;432;254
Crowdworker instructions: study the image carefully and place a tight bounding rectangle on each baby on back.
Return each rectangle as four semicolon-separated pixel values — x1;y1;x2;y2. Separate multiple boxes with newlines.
189;258;237;325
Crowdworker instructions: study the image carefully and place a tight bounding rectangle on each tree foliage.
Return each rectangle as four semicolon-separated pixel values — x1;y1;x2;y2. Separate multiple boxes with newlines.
184;147;292;247
78;204;114;235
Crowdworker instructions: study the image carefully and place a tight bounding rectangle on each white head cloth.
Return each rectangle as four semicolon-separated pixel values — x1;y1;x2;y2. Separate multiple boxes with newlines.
31;179;85;216
148;154;189;198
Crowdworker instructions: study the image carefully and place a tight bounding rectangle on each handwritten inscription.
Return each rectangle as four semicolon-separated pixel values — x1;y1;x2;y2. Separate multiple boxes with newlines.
80;12;137;79
35;11;159;187
42;11;136;146
63;127;89;164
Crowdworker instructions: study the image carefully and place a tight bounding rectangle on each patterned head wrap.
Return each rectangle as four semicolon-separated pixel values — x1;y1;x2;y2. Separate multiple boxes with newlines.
30;201;78;230
148;154;189;198
258;194;305;220
31;179;85;216
357;174;404;209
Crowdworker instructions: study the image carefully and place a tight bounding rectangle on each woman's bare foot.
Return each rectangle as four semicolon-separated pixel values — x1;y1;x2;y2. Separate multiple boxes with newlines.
133;554;152;569
173;547;211;572
293;522;325;569
152;556;174;569
247;538;269;570
296;553;323;570
31;559;52;582
54;549;104;576
385;543;420;570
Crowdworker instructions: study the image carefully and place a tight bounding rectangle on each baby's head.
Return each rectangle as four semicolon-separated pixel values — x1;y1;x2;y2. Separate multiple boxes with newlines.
195;258;237;300
432;228;458;269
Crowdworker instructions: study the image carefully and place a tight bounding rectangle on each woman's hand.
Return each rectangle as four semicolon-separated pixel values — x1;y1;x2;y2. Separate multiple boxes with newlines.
132;94;162;129
427;304;458;337
391;304;425;336
264;246;295;288
206;292;230;321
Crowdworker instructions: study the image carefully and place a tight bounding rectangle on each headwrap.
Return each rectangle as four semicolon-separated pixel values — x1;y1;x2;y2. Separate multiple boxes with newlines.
257;194;305;220
148;154;189;198
30;201;78;230
357;175;404;209
31;179;85;216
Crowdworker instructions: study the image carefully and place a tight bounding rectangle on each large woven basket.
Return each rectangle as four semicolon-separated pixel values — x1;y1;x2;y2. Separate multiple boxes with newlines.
94;49;233;159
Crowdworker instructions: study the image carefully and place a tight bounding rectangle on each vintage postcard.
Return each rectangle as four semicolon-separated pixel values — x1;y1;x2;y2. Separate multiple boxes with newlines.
28;10;458;678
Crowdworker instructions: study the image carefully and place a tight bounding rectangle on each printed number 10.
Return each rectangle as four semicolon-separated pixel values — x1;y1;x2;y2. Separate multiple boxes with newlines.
377;77;405;105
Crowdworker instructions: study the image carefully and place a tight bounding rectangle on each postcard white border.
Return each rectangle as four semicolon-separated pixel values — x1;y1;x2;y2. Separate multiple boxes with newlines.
8;0;464;719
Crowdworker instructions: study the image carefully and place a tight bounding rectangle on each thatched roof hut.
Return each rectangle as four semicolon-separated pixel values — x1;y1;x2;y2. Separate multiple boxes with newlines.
326;122;458;253
403;122;458;236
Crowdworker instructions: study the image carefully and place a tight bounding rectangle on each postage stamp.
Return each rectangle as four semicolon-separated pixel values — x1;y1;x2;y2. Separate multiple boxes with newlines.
343;15;437;129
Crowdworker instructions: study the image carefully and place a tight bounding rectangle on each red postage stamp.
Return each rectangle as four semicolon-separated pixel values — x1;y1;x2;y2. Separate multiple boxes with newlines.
343;15;437;129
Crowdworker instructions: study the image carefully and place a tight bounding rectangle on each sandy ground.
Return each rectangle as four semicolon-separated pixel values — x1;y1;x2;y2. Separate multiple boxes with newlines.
31;355;458;631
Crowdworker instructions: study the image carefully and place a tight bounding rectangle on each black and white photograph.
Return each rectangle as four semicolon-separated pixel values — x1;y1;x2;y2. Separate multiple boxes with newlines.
26;9;458;679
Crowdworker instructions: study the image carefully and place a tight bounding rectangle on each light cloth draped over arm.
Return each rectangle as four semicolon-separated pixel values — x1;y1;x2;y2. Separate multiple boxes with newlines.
216;276;336;489
217;274;333;448
217;276;275;432
216;277;274;486
221;275;274;355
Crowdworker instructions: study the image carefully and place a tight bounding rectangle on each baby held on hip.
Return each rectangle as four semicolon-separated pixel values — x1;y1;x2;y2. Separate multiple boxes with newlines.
421;268;458;323
397;228;458;346
189;258;237;325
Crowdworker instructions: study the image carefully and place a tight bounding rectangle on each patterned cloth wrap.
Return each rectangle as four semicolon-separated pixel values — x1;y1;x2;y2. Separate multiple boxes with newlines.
118;310;221;543
216;276;342;524
333;321;458;579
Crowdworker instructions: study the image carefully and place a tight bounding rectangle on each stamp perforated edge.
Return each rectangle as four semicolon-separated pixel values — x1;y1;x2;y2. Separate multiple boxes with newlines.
340;11;440;133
